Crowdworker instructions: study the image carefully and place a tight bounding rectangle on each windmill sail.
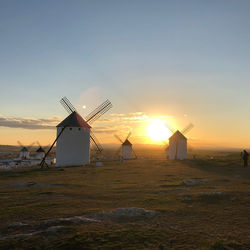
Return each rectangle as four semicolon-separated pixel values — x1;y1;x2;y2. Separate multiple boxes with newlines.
181;123;194;135
125;132;131;141
114;134;123;144
60;96;76;114
86;100;112;124
90;131;103;153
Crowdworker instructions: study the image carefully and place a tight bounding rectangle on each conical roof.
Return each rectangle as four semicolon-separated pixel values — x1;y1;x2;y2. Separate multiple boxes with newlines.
57;111;91;129
36;146;45;153
20;146;28;152
122;139;132;146
169;130;187;140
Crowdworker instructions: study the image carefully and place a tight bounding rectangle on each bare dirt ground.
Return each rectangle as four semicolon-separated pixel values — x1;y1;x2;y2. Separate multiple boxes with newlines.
0;149;249;249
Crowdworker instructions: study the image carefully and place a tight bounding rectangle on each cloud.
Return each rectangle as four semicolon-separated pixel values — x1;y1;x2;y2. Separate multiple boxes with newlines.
0;112;170;134
92;127;118;134
94;112;149;123
0;112;147;131
0;115;60;130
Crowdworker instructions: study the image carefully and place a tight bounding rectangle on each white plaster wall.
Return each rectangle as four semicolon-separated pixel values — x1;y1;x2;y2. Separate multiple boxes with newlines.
56;127;90;167
36;152;45;160
19;151;30;159
122;145;133;159
168;138;187;160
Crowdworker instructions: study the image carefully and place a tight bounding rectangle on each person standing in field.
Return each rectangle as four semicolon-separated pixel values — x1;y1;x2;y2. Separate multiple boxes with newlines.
241;150;249;167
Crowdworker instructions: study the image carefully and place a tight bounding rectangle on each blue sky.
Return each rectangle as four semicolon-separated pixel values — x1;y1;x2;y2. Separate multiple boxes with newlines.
1;0;250;146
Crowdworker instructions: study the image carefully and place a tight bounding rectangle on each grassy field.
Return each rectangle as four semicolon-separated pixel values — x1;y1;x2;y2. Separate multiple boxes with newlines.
0;150;249;249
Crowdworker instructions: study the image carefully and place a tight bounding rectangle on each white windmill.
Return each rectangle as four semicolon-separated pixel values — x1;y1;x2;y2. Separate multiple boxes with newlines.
165;124;194;160
35;141;46;160
114;132;137;159
40;97;112;167
17;141;35;160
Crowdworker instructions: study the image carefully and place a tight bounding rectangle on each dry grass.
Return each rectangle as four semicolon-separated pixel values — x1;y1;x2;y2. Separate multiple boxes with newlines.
0;149;249;249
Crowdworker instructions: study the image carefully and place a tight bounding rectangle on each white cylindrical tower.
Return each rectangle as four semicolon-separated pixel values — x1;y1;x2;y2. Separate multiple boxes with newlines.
122;139;133;159
168;130;187;160
36;147;45;159
56;112;91;167
19;147;30;159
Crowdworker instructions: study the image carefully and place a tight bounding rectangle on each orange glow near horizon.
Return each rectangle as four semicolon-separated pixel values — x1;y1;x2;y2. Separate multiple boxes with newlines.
146;118;172;143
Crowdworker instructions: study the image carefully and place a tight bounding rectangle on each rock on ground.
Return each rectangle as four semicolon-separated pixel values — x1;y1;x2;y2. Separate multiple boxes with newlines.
0;182;61;189
0;226;63;240
91;207;156;219
183;179;210;186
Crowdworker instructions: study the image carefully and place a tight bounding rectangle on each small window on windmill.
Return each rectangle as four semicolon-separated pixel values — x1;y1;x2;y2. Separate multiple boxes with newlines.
78;128;81;131
69;128;72;131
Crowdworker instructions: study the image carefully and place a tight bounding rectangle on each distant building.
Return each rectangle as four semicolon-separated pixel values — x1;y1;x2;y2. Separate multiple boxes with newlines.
36;146;45;160
167;130;187;160
56;111;91;167
19;147;30;160
122;139;133;159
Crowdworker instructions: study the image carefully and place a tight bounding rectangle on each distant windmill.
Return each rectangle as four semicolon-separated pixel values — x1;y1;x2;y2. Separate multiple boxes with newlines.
17;141;35;160
35;141;48;160
40;97;112;167
114;132;137;159
165;123;194;160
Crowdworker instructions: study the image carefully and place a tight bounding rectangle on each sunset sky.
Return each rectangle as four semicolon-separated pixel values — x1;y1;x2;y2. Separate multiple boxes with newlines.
1;0;250;148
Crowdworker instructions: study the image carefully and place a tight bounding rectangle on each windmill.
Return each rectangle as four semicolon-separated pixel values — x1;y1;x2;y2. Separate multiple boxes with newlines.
165;123;194;160
114;132;137;159
35;141;48;160
40;97;112;167
17;141;35;160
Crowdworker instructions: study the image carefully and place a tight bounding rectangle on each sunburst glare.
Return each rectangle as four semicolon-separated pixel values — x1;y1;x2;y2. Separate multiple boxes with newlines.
147;118;172;143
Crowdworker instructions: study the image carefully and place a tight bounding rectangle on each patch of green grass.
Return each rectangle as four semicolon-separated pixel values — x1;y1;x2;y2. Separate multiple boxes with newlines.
0;154;250;249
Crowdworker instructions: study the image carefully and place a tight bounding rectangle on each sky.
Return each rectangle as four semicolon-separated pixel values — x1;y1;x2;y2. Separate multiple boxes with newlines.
1;0;250;148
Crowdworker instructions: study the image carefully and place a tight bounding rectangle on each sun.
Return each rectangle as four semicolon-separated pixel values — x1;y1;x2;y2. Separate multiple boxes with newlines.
147;119;172;143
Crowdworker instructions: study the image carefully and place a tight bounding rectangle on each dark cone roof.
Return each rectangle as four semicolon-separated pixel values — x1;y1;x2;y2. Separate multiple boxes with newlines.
169;130;187;140
57;111;91;129
36;146;45;153
122;139;132;146
20;147;28;152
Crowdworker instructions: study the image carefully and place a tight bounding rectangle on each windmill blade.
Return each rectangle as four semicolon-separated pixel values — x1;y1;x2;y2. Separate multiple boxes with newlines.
85;100;110;121
85;100;112;124
27;141;36;150
114;134;123;144
17;141;23;147
60;96;77;114
168;127;176;134
90;131;103;153
132;148;137;159
165;122;176;134
125;132;132;141
181;123;194;135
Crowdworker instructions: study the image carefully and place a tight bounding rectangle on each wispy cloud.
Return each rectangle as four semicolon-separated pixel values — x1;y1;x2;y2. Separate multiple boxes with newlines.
95;112;149;123
0;115;60;130
92;127;118;134
0;112;170;134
